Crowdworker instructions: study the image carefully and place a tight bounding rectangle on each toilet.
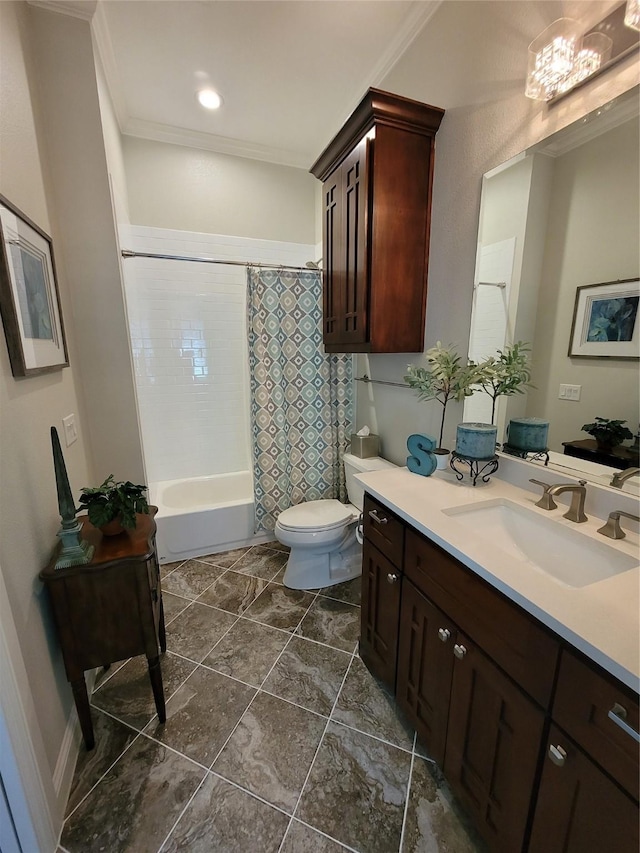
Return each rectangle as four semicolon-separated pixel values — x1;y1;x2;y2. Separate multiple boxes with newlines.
275;453;397;590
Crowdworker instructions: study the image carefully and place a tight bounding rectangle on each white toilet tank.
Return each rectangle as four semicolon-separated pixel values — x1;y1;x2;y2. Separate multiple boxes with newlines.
344;452;397;511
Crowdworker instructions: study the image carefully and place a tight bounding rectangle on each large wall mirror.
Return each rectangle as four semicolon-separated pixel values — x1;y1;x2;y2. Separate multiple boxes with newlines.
465;86;639;492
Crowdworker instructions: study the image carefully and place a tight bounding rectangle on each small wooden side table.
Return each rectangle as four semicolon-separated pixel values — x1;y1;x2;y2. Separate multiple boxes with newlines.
39;509;166;750
562;439;640;471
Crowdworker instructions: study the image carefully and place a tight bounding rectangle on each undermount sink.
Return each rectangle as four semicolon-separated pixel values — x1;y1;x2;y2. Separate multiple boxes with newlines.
442;499;638;588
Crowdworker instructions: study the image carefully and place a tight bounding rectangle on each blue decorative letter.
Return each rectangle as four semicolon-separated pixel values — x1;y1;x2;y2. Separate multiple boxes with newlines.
406;433;438;477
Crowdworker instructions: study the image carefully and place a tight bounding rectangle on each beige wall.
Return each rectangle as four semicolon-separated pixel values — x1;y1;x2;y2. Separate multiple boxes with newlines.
0;0;93;827
526;118;640;451
123;135;316;243
356;0;639;464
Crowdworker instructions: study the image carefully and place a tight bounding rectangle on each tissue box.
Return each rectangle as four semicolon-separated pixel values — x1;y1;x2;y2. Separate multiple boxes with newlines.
350;433;380;458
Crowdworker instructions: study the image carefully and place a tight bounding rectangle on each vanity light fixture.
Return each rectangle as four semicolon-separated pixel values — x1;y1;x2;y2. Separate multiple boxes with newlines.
197;88;222;110
525;3;639;102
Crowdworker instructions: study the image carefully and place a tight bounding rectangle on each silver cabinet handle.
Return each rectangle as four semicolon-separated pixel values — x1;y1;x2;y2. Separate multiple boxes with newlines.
548;744;567;767
608;702;640;743
368;510;388;525
387;572;398;584
453;644;467;660
438;628;451;643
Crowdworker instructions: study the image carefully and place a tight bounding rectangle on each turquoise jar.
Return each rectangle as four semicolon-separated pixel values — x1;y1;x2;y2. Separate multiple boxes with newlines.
455;423;497;460
507;418;549;452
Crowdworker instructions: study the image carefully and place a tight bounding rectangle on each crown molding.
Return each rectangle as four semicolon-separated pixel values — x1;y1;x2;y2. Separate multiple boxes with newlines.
122;118;313;170
27;0;96;22
369;0;443;88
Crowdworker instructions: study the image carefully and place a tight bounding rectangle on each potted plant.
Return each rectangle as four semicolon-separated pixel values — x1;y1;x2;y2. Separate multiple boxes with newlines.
581;418;633;451
474;341;533;425
78;475;150;535
404;342;481;463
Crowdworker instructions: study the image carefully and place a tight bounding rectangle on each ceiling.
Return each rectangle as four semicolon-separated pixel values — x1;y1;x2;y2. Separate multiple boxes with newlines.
89;0;442;169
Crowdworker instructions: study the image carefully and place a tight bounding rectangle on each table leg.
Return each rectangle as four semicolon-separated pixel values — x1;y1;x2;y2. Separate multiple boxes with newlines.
147;655;166;723
158;594;167;654
71;677;94;750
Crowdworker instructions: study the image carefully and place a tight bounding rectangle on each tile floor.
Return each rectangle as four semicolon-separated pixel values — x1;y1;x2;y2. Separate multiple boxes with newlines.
58;543;485;853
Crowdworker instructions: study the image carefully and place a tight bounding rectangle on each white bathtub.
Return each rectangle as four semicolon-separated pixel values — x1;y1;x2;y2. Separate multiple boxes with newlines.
151;471;273;564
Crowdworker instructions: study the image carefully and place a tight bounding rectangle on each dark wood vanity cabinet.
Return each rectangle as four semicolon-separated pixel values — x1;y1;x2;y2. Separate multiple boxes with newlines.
310;88;444;353
360;492;640;853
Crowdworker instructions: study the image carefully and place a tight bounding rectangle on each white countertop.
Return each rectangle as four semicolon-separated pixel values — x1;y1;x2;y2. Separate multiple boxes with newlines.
356;466;640;693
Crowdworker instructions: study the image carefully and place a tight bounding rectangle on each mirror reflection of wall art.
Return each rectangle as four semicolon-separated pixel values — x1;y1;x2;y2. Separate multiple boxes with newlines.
569;278;640;360
0;195;68;377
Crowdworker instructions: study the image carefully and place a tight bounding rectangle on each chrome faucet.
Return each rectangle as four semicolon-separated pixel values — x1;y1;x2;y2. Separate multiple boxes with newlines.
597;510;640;540
529;479;588;523
610;467;640;489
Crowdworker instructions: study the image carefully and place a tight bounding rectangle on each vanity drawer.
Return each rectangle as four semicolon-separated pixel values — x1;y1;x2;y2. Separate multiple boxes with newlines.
553;649;640;800
363;494;404;567
405;528;560;707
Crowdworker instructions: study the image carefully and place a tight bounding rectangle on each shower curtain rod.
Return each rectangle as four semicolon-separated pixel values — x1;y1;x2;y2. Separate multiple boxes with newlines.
121;249;315;272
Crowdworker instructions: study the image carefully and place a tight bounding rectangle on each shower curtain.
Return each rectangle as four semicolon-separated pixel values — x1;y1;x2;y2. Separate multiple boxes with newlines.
247;267;353;532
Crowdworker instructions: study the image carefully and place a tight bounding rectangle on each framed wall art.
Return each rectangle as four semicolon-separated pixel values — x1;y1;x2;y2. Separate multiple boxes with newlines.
0;195;68;377
568;278;640;360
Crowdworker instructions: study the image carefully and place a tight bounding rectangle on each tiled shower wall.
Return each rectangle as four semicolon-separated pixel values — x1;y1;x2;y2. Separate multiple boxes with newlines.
120;225;315;484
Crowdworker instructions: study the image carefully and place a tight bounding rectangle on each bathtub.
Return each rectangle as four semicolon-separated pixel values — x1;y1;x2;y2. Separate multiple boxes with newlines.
151;471;273;564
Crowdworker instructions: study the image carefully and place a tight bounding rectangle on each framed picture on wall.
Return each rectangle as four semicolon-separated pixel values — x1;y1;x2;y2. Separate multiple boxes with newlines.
568;278;640;360
0;195;69;377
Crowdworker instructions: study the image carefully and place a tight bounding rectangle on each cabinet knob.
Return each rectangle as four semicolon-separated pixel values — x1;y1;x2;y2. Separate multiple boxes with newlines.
438;628;451;643
387;572;398;584
453;644;467;660
608;702;640;743
369;509;388;525
548;744;567;767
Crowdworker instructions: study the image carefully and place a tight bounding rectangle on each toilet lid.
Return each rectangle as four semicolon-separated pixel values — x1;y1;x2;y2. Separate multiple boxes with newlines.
277;500;357;532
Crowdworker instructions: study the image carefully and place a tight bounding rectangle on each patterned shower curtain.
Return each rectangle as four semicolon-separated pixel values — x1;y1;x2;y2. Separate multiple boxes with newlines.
247;267;353;532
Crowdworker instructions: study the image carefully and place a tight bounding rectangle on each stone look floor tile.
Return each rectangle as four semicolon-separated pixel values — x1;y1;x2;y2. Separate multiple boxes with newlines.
162;772;289;853
296;596;360;652
231;546;289;581
65;709;138;817
165;602;236;662
213;691;326;812
243;583;315;631
161;560;225;599
333;657;414;750
203;617;290;686
160;560;184;577
161;591;192;625
318;577;361;606
197;546;252;569
296;721;411;853
198;570;268;615
92;659;128;690
281;820;350;852
61;735;206;853
262;635;351;715
402;756;487;852
91;652;196;731
144;666;255;766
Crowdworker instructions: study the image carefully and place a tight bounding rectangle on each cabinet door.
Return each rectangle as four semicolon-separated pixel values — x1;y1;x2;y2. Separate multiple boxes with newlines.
444;633;545;853
322;138;369;350
529;724;639;853
396;581;455;766
360;539;401;688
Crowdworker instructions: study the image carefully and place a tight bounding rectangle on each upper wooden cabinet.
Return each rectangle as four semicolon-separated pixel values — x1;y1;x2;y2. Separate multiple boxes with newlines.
310;89;444;353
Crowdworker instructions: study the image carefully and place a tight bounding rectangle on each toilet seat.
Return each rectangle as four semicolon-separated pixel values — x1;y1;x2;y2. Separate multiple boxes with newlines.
276;499;357;533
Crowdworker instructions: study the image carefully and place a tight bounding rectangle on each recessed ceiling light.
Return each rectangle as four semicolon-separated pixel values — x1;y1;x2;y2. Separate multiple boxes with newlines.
197;89;222;110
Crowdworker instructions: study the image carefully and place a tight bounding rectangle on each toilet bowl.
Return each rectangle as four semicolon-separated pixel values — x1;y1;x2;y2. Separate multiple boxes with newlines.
275;453;397;590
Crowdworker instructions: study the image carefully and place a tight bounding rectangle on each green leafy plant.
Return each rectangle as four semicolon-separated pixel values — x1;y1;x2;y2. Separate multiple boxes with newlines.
473;341;533;425
581;418;633;449
404;342;482;450
78;475;149;530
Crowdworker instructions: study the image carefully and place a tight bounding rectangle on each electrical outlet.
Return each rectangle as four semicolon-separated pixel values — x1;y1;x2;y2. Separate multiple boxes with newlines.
62;414;78;446
559;384;581;401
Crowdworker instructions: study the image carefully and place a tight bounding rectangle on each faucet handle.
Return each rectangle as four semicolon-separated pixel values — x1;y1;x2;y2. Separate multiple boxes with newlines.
598;510;640;540
529;479;557;511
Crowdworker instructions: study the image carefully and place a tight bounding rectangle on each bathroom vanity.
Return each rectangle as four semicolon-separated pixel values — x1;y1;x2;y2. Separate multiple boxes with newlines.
358;468;639;853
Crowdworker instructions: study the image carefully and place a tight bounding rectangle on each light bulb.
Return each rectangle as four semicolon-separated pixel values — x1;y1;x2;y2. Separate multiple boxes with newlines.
197;89;222;110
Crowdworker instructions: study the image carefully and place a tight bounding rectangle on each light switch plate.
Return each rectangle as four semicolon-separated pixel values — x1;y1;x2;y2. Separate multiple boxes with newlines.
558;384;581;401
62;414;77;446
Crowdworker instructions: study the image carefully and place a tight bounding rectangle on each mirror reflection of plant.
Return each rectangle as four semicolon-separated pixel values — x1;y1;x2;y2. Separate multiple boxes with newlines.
404;342;482;450
581;417;633;449
473;341;533;425
78;475;149;530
